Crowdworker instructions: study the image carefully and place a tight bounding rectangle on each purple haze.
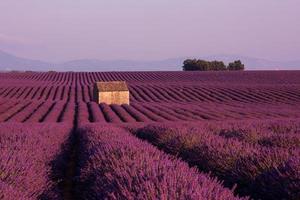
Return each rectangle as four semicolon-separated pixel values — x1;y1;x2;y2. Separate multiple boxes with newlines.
0;1;299;64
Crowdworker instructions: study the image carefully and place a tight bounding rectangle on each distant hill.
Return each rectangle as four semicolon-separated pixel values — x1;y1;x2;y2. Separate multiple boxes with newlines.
0;50;52;71
59;58;183;71
0;50;299;71
202;55;300;70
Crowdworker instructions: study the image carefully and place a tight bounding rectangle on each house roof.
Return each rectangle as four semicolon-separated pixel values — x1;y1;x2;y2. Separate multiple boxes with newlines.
94;81;129;92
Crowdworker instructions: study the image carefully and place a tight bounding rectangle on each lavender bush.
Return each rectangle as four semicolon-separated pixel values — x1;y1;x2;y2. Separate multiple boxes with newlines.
0;123;72;199
76;124;247;200
135;122;297;199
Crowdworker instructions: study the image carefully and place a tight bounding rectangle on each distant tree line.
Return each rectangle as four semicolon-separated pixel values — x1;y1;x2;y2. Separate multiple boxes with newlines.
182;59;245;71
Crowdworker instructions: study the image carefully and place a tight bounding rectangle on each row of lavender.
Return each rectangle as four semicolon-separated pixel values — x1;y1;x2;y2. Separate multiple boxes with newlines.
1;120;298;199
0;85;91;102
1;99;299;123
1;83;300;105
2;71;300;85
0;100;67;123
128;119;300;200
75;124;247;200
0;123;72;199
1;122;249;200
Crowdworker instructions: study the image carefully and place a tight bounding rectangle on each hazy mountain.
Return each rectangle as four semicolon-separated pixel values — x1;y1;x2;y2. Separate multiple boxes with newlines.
0;50;299;71
60;55;298;71
202;55;300;70
0;50;52;71
59;58;183;71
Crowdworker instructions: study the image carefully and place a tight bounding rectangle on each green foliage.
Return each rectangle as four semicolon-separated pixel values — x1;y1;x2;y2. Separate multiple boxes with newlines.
183;59;208;71
210;61;227;71
183;59;245;71
228;60;245;71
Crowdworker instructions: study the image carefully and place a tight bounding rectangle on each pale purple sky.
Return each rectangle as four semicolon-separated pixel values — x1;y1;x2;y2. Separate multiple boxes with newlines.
0;0;299;62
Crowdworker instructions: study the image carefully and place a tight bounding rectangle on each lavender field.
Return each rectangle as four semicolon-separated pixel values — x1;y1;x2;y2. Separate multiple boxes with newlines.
0;71;299;200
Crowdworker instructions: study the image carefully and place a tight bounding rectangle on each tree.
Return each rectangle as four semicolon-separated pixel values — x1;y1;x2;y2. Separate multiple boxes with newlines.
210;61;227;71
183;59;245;71
183;59;210;71
196;60;210;71
183;59;226;71
228;60;245;71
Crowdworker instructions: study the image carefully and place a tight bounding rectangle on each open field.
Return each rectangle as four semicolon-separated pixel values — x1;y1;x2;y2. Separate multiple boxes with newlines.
0;71;299;200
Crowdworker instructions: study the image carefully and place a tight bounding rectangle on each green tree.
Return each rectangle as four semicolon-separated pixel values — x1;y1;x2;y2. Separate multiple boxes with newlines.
210;61;227;71
228;60;245;71
183;59;210;71
183;59;244;71
183;59;226;71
